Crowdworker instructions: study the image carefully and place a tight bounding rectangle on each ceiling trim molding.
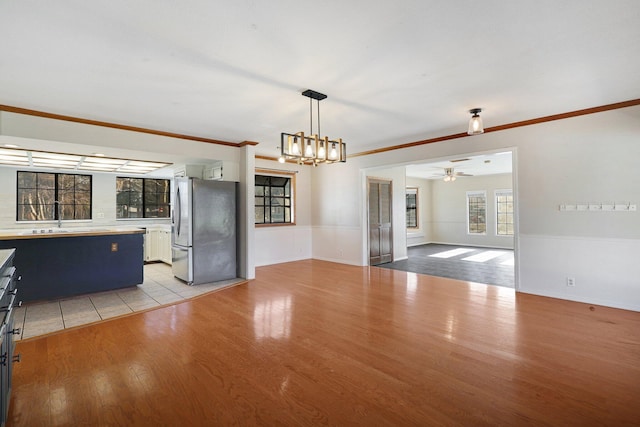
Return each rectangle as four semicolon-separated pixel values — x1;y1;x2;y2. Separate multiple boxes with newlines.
350;98;640;158
0;104;240;148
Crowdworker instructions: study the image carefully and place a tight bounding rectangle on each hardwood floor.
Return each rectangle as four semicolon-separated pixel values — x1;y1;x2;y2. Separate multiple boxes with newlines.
8;260;640;426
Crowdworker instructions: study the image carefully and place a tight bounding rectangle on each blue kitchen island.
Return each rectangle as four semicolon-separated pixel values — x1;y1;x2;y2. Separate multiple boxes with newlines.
0;228;144;303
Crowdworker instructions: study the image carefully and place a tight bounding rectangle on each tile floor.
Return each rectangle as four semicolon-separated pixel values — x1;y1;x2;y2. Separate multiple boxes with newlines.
13;262;245;340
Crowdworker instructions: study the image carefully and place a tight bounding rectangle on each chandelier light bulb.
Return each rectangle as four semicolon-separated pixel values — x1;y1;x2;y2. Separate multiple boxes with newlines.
305;141;314;158
329;143;338;160
292;138;300;155
318;142;326;158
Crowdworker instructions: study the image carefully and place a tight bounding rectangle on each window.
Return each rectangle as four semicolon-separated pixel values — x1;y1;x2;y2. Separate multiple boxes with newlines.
467;191;486;234
495;189;514;236
17;171;92;221
406;187;418;228
116;177;170;219
255;173;294;225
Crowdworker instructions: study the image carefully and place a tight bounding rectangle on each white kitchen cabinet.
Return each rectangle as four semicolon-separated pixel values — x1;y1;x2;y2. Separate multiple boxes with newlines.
159;230;172;265
145;229;172;265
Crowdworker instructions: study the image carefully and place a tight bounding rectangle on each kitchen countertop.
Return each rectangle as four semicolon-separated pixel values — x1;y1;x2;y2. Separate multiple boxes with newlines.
0;227;145;241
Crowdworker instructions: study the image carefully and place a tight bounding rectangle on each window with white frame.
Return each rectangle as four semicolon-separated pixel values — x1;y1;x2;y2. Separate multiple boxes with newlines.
495;189;514;236
467;191;486;234
406;187;418;229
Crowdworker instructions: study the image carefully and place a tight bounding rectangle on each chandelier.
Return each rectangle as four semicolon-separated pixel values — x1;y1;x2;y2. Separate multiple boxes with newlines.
280;89;346;166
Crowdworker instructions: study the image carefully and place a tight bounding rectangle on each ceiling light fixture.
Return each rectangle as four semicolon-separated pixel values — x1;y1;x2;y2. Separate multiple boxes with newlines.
281;89;346;166
443;167;457;182
467;108;484;135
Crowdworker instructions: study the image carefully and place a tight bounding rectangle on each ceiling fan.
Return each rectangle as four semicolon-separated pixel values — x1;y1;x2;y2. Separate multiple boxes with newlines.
441;167;473;182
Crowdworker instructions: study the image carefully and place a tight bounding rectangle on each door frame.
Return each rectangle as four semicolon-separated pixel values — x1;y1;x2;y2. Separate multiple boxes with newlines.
367;177;394;266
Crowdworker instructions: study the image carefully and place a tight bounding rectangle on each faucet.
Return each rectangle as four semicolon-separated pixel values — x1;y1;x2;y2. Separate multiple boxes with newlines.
54;201;62;228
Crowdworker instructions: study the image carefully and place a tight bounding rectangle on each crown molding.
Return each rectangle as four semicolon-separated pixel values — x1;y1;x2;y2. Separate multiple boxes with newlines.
0;104;239;147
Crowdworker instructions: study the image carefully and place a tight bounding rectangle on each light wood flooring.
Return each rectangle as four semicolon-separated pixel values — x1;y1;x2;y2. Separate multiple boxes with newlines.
8;260;640;426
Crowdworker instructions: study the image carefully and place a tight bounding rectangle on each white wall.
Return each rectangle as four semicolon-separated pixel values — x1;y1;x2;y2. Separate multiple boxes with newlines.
309;105;640;311
310;161;363;265
430;173;513;249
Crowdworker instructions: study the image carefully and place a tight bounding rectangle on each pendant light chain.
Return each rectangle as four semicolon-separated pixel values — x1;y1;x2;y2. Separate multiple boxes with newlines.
309;96;313;135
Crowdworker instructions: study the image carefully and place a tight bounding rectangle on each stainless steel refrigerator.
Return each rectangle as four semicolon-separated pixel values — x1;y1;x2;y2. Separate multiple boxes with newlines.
171;178;237;285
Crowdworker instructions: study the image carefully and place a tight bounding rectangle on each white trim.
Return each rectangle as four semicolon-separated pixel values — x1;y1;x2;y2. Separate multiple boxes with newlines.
516;289;639;313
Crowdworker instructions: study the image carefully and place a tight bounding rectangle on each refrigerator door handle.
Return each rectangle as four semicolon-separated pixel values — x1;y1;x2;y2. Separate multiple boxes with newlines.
175;186;181;237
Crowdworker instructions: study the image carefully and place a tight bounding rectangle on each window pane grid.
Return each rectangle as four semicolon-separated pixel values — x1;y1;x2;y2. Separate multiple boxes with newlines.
406;192;417;228
17;171;92;221
467;192;486;234
255;175;293;224
496;191;514;236
116;177;170;219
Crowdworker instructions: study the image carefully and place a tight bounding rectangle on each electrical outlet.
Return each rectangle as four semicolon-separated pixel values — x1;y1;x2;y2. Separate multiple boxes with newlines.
566;277;575;287
630;204;637;211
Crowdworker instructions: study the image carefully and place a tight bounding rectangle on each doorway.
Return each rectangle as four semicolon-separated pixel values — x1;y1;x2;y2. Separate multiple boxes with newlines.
368;178;393;265
400;150;517;288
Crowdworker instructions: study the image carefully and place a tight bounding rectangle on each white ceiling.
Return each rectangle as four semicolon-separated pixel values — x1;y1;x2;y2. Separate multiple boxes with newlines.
1;1;639;162
405;151;513;179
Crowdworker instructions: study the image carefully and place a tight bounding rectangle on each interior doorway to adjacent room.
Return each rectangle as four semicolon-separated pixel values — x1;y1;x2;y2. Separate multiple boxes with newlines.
397;150;516;288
